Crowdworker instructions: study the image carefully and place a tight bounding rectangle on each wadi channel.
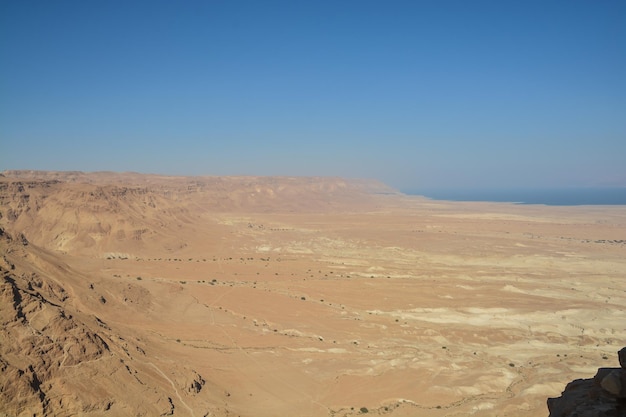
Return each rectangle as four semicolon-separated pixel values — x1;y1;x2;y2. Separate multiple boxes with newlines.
1;171;625;417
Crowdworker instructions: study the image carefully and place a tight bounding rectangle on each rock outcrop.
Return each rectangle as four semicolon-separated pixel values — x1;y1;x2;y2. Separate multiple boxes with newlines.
547;347;626;417
0;171;401;257
0;227;209;416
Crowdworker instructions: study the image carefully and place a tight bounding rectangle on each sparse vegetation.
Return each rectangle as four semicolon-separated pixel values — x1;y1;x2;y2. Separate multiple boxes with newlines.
2;170;623;417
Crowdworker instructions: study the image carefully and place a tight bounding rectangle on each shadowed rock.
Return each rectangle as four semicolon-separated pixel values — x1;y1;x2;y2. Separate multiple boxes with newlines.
547;348;626;417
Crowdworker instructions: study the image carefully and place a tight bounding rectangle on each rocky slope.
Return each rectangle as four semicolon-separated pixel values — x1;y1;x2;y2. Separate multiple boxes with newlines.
548;348;626;417
1;171;624;417
0;171;399;257
0;227;210;416
0;171;400;416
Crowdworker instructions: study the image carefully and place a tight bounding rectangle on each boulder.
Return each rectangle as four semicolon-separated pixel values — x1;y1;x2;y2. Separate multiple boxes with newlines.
547;348;626;417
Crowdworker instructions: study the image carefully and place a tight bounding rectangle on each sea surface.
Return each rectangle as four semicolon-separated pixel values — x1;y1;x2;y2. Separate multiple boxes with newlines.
407;188;626;206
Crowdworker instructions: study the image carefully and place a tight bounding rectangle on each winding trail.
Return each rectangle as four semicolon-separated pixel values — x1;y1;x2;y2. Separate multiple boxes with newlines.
148;362;196;417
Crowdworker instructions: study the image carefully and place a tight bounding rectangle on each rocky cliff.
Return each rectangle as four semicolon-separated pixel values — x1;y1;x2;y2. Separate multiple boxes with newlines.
548;347;626;417
0;227;209;416
0;171;400;257
0;171;400;416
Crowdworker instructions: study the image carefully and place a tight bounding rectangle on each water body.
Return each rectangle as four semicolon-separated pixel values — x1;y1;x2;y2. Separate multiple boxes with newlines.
406;188;626;206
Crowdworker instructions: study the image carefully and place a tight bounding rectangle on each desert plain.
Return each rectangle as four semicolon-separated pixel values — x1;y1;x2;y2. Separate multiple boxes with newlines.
1;171;625;417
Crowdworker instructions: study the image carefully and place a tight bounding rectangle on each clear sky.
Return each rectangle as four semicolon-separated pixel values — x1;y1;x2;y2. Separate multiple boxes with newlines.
1;1;625;191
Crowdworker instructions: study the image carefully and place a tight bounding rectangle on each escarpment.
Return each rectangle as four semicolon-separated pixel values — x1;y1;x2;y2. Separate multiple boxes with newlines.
1;171;625;417
548;348;626;417
0;228;208;416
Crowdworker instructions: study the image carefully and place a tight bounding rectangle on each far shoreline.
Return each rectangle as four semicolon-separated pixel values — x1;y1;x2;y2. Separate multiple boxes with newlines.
406;187;626;206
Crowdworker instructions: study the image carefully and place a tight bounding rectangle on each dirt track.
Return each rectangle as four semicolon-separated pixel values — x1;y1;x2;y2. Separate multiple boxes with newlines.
1;172;625;416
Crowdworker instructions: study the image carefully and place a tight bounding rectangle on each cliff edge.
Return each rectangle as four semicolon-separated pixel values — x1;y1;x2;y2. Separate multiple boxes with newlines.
548;347;626;417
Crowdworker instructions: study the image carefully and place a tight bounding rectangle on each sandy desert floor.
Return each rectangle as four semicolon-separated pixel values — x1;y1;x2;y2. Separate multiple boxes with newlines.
1;173;625;417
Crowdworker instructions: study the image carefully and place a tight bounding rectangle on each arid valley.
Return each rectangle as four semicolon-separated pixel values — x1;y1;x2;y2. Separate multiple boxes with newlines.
1;171;625;417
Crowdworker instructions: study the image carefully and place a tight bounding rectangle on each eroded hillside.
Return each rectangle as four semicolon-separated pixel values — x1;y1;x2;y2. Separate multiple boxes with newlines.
0;227;212;416
1;171;625;417
0;172;398;256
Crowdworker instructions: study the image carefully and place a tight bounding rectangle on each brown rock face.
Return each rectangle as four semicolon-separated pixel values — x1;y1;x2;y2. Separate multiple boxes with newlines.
0;173;392;416
619;347;626;370
547;349;626;417
0;227;209;416
0;230;108;415
2;171;626;417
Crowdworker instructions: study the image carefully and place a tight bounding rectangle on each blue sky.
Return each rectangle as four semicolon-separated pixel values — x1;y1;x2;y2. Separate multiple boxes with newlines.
1;1;624;190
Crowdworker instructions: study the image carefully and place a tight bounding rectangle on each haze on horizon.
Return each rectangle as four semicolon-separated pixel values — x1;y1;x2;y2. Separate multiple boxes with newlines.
1;1;625;191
